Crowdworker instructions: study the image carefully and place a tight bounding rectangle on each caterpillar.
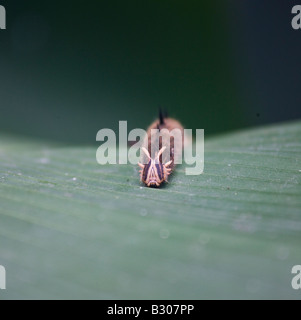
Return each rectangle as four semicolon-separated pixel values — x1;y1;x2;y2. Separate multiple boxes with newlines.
138;111;184;187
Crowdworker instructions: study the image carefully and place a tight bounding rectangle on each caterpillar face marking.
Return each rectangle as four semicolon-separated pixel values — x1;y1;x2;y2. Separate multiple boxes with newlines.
138;147;172;187
138;112;184;188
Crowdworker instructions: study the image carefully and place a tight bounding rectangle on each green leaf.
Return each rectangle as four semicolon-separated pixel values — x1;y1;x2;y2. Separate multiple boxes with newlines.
0;121;301;299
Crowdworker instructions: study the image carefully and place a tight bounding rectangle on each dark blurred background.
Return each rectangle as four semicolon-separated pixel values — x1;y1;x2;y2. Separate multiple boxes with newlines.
0;0;300;143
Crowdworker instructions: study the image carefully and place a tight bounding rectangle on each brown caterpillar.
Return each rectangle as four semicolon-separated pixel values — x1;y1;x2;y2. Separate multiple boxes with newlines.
138;111;184;187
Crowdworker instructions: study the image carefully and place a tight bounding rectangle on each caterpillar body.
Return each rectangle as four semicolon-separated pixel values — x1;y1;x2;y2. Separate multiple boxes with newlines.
138;111;184;187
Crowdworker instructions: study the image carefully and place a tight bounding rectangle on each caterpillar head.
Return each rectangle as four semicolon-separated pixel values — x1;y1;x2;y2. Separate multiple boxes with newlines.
138;146;172;187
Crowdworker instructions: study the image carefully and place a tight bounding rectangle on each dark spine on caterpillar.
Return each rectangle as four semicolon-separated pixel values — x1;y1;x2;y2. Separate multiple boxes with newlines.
138;110;184;187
